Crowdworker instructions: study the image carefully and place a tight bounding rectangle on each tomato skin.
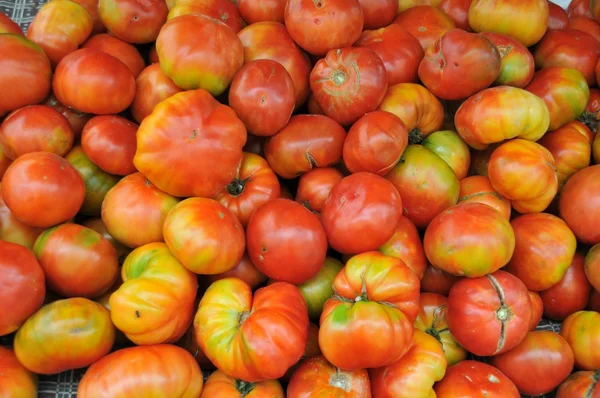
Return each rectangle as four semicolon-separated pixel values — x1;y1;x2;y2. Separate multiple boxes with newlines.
0;11;23;35
569;0;594;18
310;47;388;126
355;24;424;86
343;111;408;175
130;63;182;124
0;34;52;117
490;331;574;396
570;17;600;43
458;175;511;220
202;370;284;398
205;254;267;290
0;105;73;160
295;167;344;213
297;257;343;322
547;1;568;29
42;93;91;138
14;298;115;374
0;147;11;181
2;152;84;228
434;360;520;398
414;293;467;365
557;370;600;398
480;32;534;88
71;0;106;34
237;0;286;24
586;244;600;293
438;0;473;31
81;33;145;78
0;185;42;249
357;0;398;29
196;279;309;382
247;199;327;284
0;347;37;397
101;172;180;248
280;323;321;385
98;0;168;44
229;60;295;137
78;345;203;398
560;165;600;245
134;89;247;198
82;218;130;261
379;216;427;279
168;0;244;33
156;14;243;95
528;291;543;330
319;252;418;369
287;355;371;398
422;130;470;180
421;264;460;295
393;6;455;51
561;311;600;370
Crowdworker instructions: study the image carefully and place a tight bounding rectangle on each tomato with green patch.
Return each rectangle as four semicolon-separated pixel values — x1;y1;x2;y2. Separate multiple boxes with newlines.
0;185;43;249
421;130;471;180
434;360;520;397
201;370;284;398
480;32;534;88
168;0;243;33
297;257;343;322
561;311;600;371
98;0;168;44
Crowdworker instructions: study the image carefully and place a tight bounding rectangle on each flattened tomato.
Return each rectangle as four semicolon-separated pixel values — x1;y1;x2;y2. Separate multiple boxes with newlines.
202;370;284;398
458;175;511;220
98;0;168;44
434;360;520;398
81;33;144;78
393;6;455;51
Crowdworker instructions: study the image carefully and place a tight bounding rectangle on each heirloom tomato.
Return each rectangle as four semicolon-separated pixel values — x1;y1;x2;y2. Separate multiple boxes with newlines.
71;0;105;34
439;0;473;31
421;264;460;295
570;17;600;43
480;32;535;88
43;93;91;138
134;89;247;198
34;223;118;298
319;251;419;369
156;14;243;95
0;34;51;117
82;33;145;78
0;242;45;336
237;0;286;24
2;152;84;228
322;172;402;254
130;63;182;124
490;331;574;396
0;11;23;35
422;130;470;179
98;0;168;44
458;175;511;220
557;371;600;398
168;0;244;33
393;6;455;51
0;347;37;397
547;1;568;29
297;257;343;322
379;216;427;279
434;360;520;398
0;186;42;249
528;291;543;330
0;105;73;160
586;244;600;292
78;345;203;398
101;172;179;248
202;370;284;398
357;0;398;29
14;298;115;374
561;311;600;370
195;278;309;382
205;254;267;291
295;167;344;213
246;199;327;284
560;165;600;245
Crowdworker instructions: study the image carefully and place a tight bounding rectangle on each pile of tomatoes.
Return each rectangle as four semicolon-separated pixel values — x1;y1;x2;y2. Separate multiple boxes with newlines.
3;0;600;396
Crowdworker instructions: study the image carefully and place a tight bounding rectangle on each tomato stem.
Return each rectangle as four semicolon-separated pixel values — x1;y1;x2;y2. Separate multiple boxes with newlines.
486;274;512;354
329;368;351;392
408;128;424;144
227;177;249;197
235;380;255;396
238;310;251;328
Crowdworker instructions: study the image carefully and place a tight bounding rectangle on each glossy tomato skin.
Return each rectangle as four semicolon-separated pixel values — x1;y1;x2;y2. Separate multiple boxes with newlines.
0;347;37;397
393;6;455;51
434;360;520;398
379;216;427;279
480;32;535;87
130;63;182;124
297;257;343;322
569;0;594;18
570;17;600;43
561;311;600;370
78;345;203;398
202;370;284;398
237;0;286;24
0;34;51;117
81;33;145;78
134;89;247;198
205;254;267;291
421;264;461;295
560;165;600;245
246;199;327;284
229;59;295;137
196;279;309;382
2;152;84;228
0;242;45;336
14;298;115;374
310;47;388;126
490;331;574;396
0;11;23;35
71;0;106;34
168;0;244;33
528;290;543;330
295;167;344;213
98;0;168;44
101;172;179;248
557;371;600;398
547;1;568;29
439;0;472;30
42;93;91;138
458;175;511;220
0;105;73;160
0;185;42;249
319;252;419;369
422;130;470;180
156;14;243;95
358;0;398;29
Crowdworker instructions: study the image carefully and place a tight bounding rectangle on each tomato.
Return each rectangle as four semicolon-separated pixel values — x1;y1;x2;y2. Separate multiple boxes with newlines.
279;323;321;384
237;0;286;24
560;165;600;245
130;63;182;124
547;1;569;29
414;293;467;365
0;11;23;35
490;331;574;396
398;0;443;12
297;257;343;322
480;32;535;88
284;0;363;56
205;254;267;290
81;218;130;262
71;0;106;34
393;6;455;51
593;0;600;21
0;185;42;249
569;0;594;18
422;130;470;180
0;34;52;117
81;33;145;78
229;59;295;137
247;198;327;284
0;147;11;180
570;16;600;43
287;355;371;398
378;83;444;143
0;105;73;160
295;167;344;213
42;93;92;138
2;152;84;228
458;175;510;220
586;244;600;292
14;298;115;374
156;14;243;95
557;371;600;398
196;278;309;381
102;172;179;248
379;216;427;279
468;0;548;47
26;0;93;67
310;47;387;126
421;264;460;295
201;370;284;398
439;0;473;31
0;347;37;397
135;89;246;198
78;345;203;397
353;1;395;30
168;0;244;33
528;290;543;330
561;311;600;370
98;0;167;44
434;360;520;398
319;251;418;369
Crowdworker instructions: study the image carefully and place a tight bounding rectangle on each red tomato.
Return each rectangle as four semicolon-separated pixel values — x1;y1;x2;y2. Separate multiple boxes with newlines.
156;14;243;95
81;33;145;78
434;360;520;398
458;175;511;220
438;0;472;31
357;0;398;29
0;34;52;117
379;216;427;279
78;345;203;397
284;0;364;56
295;167;344;213
393;6;455;51
480;32;535;88
528;291;544;330
0;184;42;249
130;63;182;124
421;264;460;295
0;11;23;35
228;59;295;137
0;347;37;398
71;0;106;34
569;0;594;18
42;93;92;138
168;0;244;33
246;199;327;284
490;331;575;396
98;0;168;44
237;0;286;24
1;152;84;228
202;370;284;398
547;1;569;29
205;254;267;290
562;311;600;370
134;89;247;198
560;165;600;245
557;370;600;398
570;16;600;43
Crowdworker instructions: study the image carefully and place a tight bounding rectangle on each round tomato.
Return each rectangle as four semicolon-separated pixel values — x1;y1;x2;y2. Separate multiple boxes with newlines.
458;175;511;220
0;347;37;398
130;63;182;124
0;184;42;249
379;216;427;279
434;360;520;398
528;291;543;330
205;254;267;291
547;1;568;29
480;32;535;88
202;370;284;398
168;0;244;33
297;257;343;322
357;0;398;29
237;0;286;24
82;33;145;78
561;311;600;370
559;165;600;245
557;371;600;398
42;93;92;138
393;6;455;51
98;0;168;44
439;0;472;31
295;167;344;213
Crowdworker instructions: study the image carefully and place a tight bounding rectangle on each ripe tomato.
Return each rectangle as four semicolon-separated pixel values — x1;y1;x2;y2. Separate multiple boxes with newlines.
398;0;442;12
0;11;23;35
295;167;344;213
134;89;247;198
0;105;73;160
319;252;418;369
130;63;182;124
490;331;574;396
434;360;520;397
81;33;145;78
560;165;600;245
14;298;115;374
557;371;600;398
237;0;286;24
570;16;600;43
0;34;51;117
458;175;511;220
98;0;168;44
229;59;295;137
168;0;244;33
287;355;371;398
156;14;243;95
438;0;472;30
393;6;455;51
421;264;460;295
561;311;600;370
110;243;197;345
71;0;106;34
0;185;42;249
569;0;594;18
246;199;327;284
1;152;84;228
205;254;267;291
78;345;203;397
480;32;535;88
356;0;397;29
379;216;427;279
547;1;568;29
0;347;37;397
297;257;343;322
42;93;91;138
202;370;284;398
528;291;543;330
